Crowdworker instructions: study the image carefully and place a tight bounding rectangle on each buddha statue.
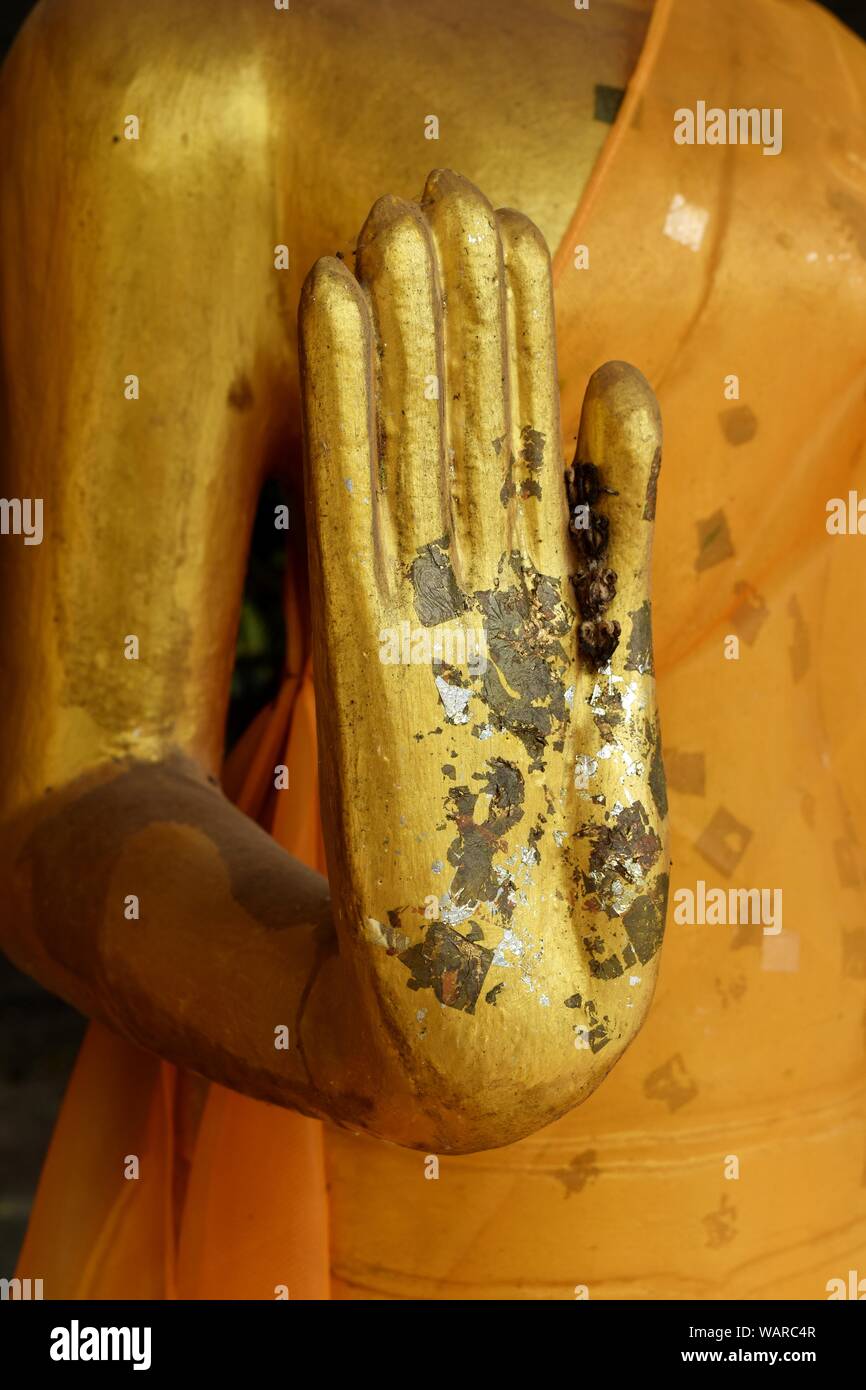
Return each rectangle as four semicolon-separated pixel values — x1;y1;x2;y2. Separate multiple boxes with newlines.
2;0;864;1300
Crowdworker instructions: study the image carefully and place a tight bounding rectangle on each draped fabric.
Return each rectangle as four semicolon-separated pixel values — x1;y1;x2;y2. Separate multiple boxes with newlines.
16;0;866;1298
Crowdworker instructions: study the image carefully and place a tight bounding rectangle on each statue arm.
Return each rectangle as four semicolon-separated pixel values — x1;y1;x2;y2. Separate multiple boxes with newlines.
0;0;395;1136
0;0;667;1154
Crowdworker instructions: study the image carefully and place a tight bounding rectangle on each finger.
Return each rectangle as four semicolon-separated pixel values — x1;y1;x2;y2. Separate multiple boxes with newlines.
355;194;449;577
496;207;568;577
567;364;667;976
421;168;510;593
299;256;383;632
569;361;662;678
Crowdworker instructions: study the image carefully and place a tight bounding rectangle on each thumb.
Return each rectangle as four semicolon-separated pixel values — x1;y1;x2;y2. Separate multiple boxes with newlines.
567;361;669;983
568;360;662;672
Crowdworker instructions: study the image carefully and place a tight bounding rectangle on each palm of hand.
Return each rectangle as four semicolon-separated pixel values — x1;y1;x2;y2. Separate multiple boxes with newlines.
300;169;667;1147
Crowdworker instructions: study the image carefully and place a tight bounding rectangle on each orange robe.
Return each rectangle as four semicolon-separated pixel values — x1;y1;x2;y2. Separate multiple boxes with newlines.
17;0;866;1299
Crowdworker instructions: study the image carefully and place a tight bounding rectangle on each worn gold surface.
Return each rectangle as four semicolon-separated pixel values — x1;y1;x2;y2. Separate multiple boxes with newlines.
0;0;661;1151
301;172;667;1147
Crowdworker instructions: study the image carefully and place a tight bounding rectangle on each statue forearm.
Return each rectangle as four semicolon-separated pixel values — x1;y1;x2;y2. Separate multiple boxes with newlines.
1;757;404;1136
2;753;619;1153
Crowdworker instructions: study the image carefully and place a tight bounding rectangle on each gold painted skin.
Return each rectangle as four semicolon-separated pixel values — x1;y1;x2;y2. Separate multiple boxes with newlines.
302;176;667;1147
0;0;660;1151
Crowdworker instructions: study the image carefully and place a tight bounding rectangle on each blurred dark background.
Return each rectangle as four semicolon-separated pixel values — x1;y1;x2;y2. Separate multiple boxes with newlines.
1;0;864;1277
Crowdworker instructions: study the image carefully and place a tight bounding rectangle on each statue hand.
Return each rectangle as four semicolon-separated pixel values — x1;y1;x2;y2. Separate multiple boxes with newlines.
300;170;668;1147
